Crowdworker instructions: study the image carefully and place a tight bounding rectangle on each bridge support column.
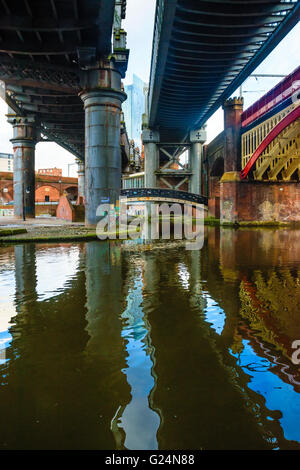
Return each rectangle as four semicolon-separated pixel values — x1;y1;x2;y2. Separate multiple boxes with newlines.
8;115;37;219
76;159;85;204
142;129;160;188
80;63;127;227
14;244;37;307
189;128;207;195
222;97;243;177
220;98;243;224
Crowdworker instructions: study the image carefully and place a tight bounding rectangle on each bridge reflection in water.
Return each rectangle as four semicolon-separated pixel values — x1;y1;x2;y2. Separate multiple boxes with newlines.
0;228;299;449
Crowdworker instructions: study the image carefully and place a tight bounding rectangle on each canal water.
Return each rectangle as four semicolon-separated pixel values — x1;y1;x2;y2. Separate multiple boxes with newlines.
0;227;300;450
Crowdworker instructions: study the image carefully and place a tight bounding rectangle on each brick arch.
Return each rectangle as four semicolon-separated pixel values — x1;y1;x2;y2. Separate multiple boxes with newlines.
207;156;224;220
0;183;13;203
64;186;78;201
210;156;224;178
36;185;60;203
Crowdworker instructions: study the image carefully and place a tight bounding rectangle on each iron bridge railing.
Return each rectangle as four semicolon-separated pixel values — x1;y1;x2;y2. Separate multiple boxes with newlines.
120;188;208;206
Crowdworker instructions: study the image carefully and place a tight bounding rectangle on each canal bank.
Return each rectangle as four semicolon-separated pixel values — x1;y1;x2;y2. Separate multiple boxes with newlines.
2;215;300;244
0;217;140;244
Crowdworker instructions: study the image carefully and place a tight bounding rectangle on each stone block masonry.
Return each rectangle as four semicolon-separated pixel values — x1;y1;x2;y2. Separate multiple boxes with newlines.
221;180;300;224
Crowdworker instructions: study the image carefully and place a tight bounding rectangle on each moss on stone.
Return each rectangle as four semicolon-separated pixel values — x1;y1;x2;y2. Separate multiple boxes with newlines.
220;220;300;229
0;227;139;244
0;228;28;237
220;221;239;227
204;217;221;226
238;221;288;227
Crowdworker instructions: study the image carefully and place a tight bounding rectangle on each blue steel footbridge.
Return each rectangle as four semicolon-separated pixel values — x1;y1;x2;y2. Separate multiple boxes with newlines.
120;187;208;207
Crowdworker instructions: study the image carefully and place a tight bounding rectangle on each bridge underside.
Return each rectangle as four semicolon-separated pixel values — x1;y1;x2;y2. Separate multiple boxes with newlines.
0;1;132;225
0;0;117;159
149;0;300;143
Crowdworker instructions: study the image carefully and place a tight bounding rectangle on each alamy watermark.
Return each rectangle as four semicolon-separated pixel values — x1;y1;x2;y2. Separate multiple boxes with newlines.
292;340;300;365
95;197;205;251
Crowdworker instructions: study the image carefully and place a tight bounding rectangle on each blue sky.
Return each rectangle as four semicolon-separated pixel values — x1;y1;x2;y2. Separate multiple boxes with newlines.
0;0;299;174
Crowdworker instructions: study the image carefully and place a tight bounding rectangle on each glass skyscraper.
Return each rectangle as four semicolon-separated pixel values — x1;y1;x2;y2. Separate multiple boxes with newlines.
123;74;146;151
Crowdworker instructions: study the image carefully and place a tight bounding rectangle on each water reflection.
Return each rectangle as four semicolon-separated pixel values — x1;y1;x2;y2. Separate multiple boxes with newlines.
117;262;160;450
83;242;131;449
36;245;80;301
0;247;15;365
203;227;300;449
0;227;299;449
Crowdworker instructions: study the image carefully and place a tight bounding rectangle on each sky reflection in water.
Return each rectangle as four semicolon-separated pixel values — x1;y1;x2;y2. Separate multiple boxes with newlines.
0;229;299;449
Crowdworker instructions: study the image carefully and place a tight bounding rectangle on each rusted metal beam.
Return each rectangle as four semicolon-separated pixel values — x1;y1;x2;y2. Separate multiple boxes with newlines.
0;38;79;55
0;17;101;32
7;84;76;97
50;0;58;20
24;0;32;16
0;57;80;92
11;94;82;106
1;0;10;15
17;103;83;114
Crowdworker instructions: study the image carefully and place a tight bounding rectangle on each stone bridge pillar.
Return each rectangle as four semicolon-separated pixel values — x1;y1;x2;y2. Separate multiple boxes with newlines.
76;159;85;204
222;97;244;177
79;61;127;227
8;114;37;219
189;127;207;195
142;129;160;188
14;244;38;323
220;98;244;224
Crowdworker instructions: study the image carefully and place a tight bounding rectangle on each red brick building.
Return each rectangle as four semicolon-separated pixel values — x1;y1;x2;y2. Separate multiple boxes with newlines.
0;170;78;204
38;168;63;177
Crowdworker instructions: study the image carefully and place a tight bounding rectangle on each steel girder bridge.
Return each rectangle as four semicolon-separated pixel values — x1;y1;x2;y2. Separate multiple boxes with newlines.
142;0;300;195
0;0;130;160
121;187;208;207
0;0;130;224
148;0;300;142
0;1;299;224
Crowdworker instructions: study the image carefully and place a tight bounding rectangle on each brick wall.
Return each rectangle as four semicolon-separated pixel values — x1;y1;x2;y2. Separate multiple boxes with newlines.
207;177;221;218
208;197;220;218
56;195;84;222
36;204;57;216
0;204;57;216
221;181;300;223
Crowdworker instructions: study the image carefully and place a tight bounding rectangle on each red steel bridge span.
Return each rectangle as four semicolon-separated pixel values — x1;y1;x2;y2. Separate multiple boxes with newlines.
204;65;300;224
0;1;299;226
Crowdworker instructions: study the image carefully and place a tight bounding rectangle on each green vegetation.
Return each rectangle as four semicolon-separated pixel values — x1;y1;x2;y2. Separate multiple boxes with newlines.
237;221;288;227
0;227;139;244
0;228;28;237
219;220;298;228
204;217;221;226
